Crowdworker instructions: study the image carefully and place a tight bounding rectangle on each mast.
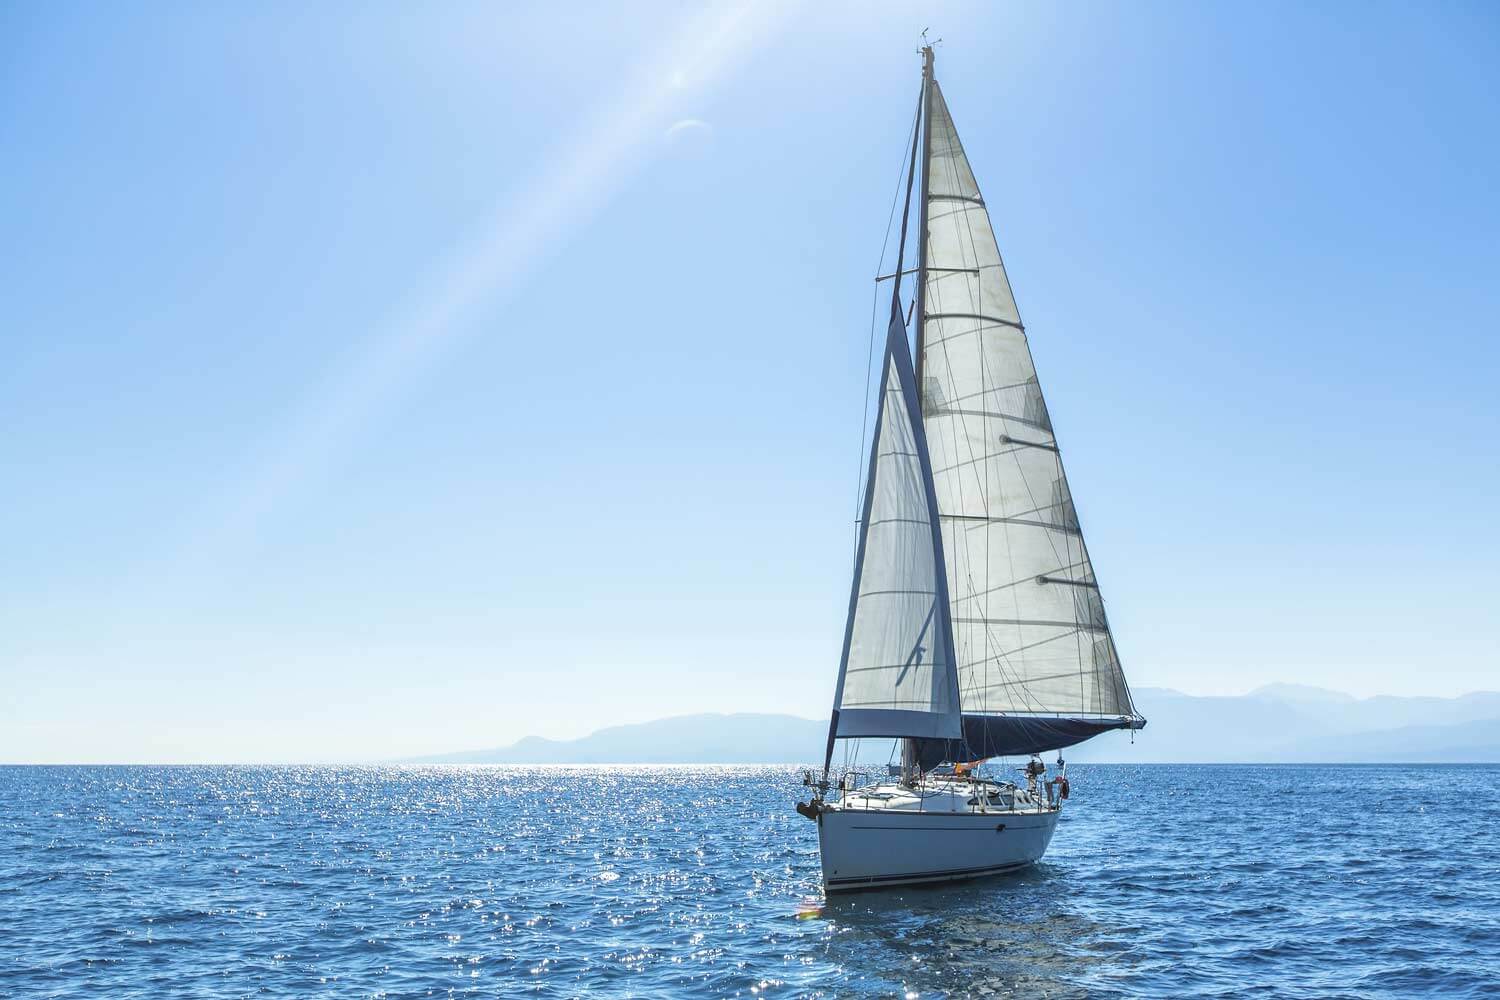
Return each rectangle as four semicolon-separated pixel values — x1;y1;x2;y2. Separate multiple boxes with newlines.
912;44;935;388
903;45;938;776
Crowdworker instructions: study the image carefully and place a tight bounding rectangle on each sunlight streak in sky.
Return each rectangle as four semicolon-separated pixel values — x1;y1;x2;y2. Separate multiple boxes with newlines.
171;4;791;581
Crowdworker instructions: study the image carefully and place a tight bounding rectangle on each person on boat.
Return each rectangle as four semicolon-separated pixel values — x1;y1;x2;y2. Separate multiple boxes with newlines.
1024;756;1046;795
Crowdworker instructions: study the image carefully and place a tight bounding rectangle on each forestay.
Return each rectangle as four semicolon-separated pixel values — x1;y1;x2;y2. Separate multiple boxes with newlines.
915;80;1138;743
828;310;963;744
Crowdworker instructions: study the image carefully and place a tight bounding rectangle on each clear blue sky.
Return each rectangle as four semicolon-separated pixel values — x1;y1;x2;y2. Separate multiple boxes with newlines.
3;2;1497;763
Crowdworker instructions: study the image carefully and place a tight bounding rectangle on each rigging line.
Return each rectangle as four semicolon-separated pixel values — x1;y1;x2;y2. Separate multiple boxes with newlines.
966;148;999;721
966;666;1116;688
930;445;1065;479
877;65;944;760
970;391;1047;713
943;492;1073;524
944;513;1080;536
968;612;1051;716
853;96;922;540
863;516;937;528
926;90;1064;722
827;85;927;779
924;103;999;715
972;547;1055;714
926;378;1048;406
953;517;1050;716
952;202;1077;665
913;46;936;390
948;84;1108;717
930;150;1002;719
961;628;1095;670
949;561;1090;602
928;103;1023;713
933;101;1052;720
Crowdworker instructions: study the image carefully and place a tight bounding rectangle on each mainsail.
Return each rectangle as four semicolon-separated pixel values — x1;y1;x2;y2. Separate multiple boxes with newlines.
824;50;1142;774
912;75;1142;766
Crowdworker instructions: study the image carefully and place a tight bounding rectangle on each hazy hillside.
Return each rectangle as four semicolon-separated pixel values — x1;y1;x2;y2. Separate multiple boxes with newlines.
402;713;827;765
1034;686;1500;763
401;686;1500;765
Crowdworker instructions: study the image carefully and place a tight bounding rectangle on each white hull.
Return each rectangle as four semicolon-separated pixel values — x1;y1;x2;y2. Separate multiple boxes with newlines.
816;781;1060;892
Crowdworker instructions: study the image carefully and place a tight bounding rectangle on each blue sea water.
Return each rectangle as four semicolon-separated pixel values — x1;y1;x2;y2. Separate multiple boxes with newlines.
2;764;1497;998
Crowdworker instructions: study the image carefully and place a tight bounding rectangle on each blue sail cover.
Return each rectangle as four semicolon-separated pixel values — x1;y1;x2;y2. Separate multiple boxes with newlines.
912;714;1145;771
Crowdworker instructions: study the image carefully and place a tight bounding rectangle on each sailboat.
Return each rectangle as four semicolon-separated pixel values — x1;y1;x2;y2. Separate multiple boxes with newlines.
796;45;1146;892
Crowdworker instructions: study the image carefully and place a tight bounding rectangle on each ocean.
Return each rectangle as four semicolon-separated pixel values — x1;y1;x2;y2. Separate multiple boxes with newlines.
2;764;1496;998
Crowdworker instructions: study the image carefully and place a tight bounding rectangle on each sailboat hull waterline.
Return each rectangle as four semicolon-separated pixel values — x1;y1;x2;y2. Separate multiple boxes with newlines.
800;44;1144;893
817;787;1060;892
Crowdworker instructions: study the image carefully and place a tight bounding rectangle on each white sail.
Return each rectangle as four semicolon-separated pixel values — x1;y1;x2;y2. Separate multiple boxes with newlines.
918;81;1135;721
830;312;963;741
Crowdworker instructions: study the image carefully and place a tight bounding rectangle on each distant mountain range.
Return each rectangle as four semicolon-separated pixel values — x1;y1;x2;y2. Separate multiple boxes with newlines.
401;713;826;765
400;686;1500;764
1066;685;1500;763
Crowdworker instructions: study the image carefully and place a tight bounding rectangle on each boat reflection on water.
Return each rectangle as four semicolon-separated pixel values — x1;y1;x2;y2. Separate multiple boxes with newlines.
812;864;1120;998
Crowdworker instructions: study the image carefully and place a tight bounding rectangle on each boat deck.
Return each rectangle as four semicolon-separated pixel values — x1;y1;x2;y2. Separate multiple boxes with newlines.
832;776;1057;817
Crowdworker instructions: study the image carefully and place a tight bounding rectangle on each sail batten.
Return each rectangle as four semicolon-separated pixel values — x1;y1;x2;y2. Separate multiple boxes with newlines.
915;78;1139;737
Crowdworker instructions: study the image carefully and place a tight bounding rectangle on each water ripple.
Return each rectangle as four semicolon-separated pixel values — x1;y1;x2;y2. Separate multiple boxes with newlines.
1;764;1497;997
